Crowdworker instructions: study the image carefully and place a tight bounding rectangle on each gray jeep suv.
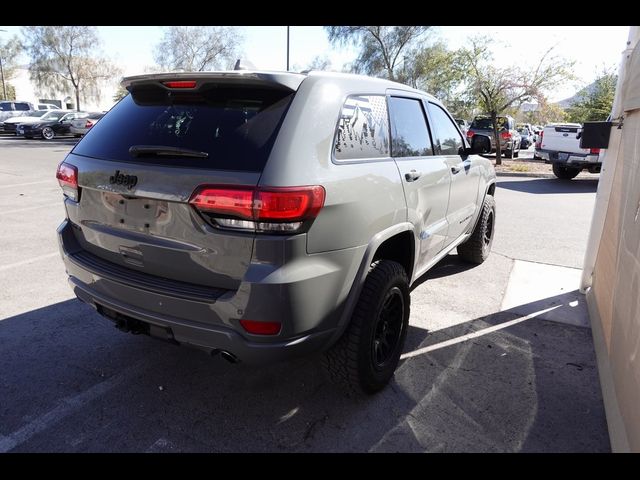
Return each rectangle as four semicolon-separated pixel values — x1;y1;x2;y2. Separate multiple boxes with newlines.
56;71;496;394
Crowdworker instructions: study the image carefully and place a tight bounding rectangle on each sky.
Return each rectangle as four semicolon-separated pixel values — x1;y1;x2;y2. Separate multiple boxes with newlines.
1;25;630;102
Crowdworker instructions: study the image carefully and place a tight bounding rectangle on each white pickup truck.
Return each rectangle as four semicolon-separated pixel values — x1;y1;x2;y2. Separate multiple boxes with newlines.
535;123;602;179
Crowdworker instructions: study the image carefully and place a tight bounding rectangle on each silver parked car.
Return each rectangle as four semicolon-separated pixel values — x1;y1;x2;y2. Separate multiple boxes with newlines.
56;71;496;394
70;112;106;136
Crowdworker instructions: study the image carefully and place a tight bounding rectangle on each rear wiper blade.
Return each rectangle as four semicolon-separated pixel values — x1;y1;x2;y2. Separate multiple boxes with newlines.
129;145;209;158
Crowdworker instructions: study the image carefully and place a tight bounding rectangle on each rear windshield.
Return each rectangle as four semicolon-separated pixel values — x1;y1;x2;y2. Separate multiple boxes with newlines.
554;126;579;133
471;117;508;130
72;84;294;172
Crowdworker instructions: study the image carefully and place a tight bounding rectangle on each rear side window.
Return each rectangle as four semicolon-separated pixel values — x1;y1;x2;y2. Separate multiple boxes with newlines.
334;95;390;160
72;85;294;172
388;97;433;157
428;103;464;155
14;103;31;111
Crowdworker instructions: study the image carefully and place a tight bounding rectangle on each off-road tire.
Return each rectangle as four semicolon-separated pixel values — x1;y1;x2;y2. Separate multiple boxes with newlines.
323;260;410;395
457;195;496;264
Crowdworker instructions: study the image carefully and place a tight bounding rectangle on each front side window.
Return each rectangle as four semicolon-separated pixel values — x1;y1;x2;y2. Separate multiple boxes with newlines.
334;95;390;160
388;97;433;157
428;103;464;156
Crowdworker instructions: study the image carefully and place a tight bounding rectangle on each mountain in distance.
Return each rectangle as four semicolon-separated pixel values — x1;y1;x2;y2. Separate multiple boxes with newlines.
555;80;597;108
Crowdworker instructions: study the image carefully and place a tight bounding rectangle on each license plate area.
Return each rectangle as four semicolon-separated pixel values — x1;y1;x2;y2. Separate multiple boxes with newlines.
101;192;170;229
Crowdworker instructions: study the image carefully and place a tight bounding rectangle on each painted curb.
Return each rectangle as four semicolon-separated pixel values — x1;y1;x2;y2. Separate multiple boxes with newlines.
495;171;556;179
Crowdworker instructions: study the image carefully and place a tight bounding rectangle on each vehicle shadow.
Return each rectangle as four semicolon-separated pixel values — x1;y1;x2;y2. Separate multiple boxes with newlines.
0;292;609;452
0;136;79;148
411;254;476;291
498;178;599;194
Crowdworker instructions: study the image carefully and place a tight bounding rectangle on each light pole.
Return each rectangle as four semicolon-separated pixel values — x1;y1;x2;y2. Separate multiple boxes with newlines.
286;26;290;71
0;29;7;100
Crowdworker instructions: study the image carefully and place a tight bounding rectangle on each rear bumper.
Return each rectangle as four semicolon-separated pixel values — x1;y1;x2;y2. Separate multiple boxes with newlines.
470;132;516;151
58;219;363;364
536;149;600;165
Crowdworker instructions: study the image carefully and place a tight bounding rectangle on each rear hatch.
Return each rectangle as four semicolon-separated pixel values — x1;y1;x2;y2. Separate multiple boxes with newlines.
63;72;302;291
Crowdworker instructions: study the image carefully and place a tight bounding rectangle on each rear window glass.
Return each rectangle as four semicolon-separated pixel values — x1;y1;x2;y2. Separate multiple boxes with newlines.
72;85;294;172
471;117;508;130
334;95;390;160
555;126;579;133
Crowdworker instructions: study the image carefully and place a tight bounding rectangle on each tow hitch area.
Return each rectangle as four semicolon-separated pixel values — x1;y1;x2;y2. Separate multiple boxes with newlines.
97;304;149;334
95;304;178;344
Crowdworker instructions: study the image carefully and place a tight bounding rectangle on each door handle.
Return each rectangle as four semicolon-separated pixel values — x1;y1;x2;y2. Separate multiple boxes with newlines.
405;170;422;182
451;165;462;174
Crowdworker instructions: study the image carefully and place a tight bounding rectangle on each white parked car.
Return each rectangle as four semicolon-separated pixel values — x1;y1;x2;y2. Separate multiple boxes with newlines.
70;112;106;136
1;110;48;133
36;103;62;110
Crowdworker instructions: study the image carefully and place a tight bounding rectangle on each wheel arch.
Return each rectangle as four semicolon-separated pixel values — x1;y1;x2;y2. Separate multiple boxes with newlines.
325;223;416;348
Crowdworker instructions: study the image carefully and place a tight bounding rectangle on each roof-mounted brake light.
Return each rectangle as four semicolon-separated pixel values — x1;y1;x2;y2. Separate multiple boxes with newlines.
162;80;197;89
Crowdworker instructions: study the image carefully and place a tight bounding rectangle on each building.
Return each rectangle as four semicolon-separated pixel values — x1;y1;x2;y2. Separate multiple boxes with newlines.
8;66;117;111
581;25;640;452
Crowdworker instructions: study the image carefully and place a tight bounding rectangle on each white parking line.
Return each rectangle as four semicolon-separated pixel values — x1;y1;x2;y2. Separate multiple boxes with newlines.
0;204;59;215
0;180;52;189
0;360;150;453
0;252;59;272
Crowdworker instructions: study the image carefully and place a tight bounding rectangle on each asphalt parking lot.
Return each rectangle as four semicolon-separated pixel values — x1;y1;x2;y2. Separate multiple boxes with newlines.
0;136;609;452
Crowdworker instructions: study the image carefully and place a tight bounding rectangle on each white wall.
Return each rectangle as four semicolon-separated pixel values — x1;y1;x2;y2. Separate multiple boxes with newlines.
9;67;117;111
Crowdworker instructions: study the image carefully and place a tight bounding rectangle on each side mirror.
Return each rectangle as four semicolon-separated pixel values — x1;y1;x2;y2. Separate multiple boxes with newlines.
580;121;612;149
464;134;491;155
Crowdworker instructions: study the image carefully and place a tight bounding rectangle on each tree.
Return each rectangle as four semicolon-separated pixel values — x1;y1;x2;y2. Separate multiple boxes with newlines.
462;36;575;164
0;34;22;100
521;98;567;125
306;55;331;71
21;26;119;111
401;41;477;117
112;85;129;103
566;70;617;123
1;83;16;101
325;26;430;81
153;26;242;72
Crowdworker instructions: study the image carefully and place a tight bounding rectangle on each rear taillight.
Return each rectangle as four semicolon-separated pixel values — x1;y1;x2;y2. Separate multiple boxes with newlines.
240;320;281;335
466;130;474;138
590;148;601;154
500;131;512;140
56;162;79;201
190;185;326;234
85;120;94;129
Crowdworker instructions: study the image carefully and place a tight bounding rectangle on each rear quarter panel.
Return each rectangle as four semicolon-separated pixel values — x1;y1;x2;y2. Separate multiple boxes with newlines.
259;74;407;254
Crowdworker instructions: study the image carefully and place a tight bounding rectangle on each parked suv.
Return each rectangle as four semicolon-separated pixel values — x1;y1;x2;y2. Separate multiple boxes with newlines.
56;71;497;394
467;115;521;158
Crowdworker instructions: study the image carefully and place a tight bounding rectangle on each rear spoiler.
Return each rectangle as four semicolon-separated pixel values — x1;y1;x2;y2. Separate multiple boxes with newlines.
121;71;306;93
